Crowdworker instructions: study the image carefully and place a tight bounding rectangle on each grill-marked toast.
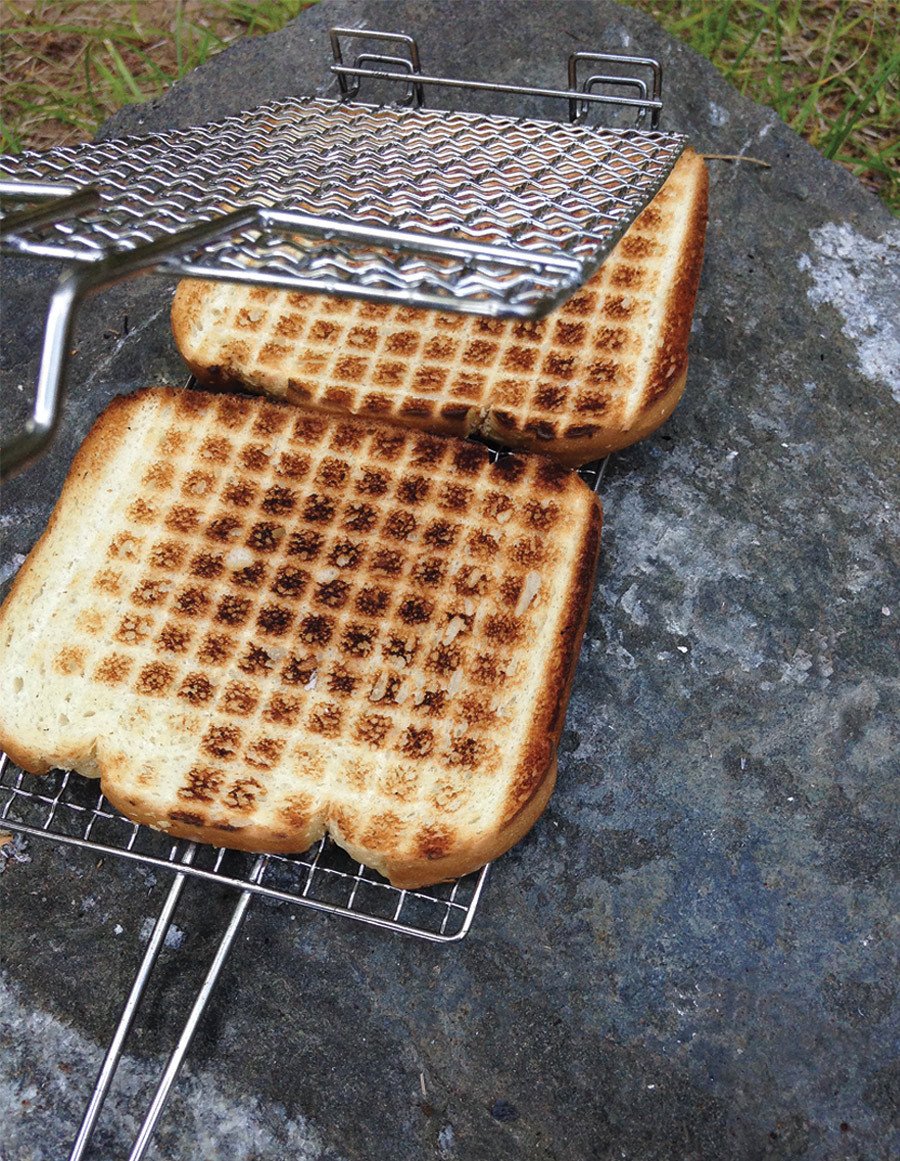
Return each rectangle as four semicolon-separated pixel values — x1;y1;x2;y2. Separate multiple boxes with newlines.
0;387;600;887
172;149;708;466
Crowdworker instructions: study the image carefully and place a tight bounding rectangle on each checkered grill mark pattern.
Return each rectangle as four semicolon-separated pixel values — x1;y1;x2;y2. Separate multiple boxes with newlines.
56;392;583;853
0;97;684;315
180;157;689;440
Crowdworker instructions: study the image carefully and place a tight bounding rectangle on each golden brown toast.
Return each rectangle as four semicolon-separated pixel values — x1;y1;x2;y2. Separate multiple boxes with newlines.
0;387;600;887
172;149;708;466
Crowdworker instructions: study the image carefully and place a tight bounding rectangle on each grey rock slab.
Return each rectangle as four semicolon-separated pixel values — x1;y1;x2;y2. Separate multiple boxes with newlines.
1;1;898;1159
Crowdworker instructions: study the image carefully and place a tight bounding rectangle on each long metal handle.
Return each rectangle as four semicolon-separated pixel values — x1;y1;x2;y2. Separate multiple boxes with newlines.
127;855;268;1161
0;205;259;480
68;844;197;1161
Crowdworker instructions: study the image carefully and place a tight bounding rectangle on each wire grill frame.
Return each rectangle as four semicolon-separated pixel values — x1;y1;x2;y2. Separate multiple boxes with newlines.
0;103;684;321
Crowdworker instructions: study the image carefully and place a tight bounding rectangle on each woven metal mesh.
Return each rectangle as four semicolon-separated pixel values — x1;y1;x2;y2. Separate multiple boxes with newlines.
0;96;684;316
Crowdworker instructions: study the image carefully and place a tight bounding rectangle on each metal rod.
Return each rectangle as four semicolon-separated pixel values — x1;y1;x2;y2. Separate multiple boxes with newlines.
126;856;268;1161
329;64;663;116
0;179;79;200
0;816;480;940
168;260;566;320
329;27;423;104
68;844;197;1161
256;208;583;271
0;187;101;238
0;206;260;481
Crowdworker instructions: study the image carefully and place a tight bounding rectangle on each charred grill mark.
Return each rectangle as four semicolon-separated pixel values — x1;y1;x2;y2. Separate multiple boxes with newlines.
314;578;351;609
238;643;275;676
341;623;377;658
422;520;457;550
107;531;143;560
384;511;417;541
280;654;317;686
355;586;390;617
95;653;132;684
221;681;260;716
130;579;170;607
400;726;434;758
354;713;392;745
223;480;257;508
174;587;210;617
328;540;363;569
397;476;430;505
398;595;434;625
286;528;323;560
197;634;233;666
135;661;175;696
149;540;186;570
327;666;358;696
467;529;499;559
224;777;264;811
246;522;285;553
206;514;243;543
216;594;252;626
356;469;390;496
263;693;302;726
437;482;471;512
158;623;193;653
199;436;232;463
315;457;350;489
240;445;271;472
484;613;520;645
370;548;403;577
523;500;559;530
298;613;334;646
446;736;487;769
178;766;223;803
271;565;309;598
126;499;157;525
178;672;216;704
231;561;266;588
256;604;294;635
307;702;342;737
276;451;311;480
164;505;201;534
202;725;242;760
245;737;285;769
410;558;445;588
470;654;500;685
383;634;418;666
303;494;336;523
426;642;462;677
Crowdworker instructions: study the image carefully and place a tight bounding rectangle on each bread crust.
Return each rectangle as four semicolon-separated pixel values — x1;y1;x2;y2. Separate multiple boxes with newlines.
0;389;159;771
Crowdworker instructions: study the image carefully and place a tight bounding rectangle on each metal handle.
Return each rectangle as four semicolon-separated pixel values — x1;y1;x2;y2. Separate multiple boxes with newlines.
65;852;266;1160
0;198;589;480
328;27;664;125
68;844;198;1161
127;856;268;1161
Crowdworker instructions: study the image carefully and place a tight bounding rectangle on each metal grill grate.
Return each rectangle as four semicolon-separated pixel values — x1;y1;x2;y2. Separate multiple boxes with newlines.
0;98;684;319
0;755;486;942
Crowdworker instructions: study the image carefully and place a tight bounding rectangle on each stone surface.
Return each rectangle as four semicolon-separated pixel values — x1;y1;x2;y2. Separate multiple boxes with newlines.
1;2;898;1159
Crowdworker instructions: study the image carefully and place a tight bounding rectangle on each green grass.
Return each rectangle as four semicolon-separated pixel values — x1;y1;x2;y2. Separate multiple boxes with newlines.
0;1;314;152
1;1;897;210
628;0;899;209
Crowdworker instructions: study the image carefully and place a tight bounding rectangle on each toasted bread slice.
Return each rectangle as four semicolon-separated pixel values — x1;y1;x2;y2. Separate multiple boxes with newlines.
172;149;708;466
0;387;600;887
